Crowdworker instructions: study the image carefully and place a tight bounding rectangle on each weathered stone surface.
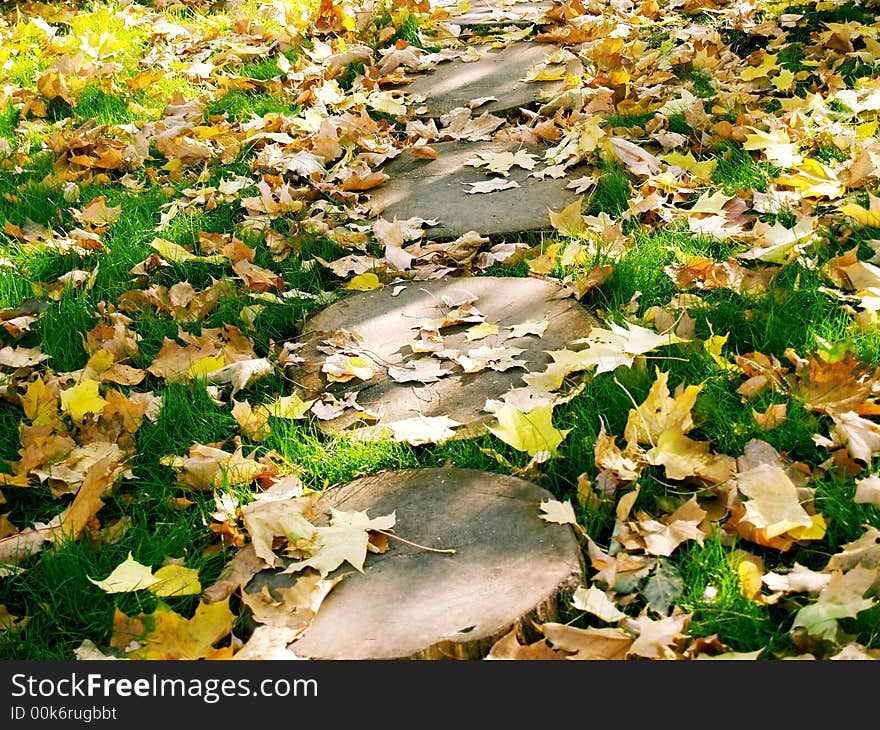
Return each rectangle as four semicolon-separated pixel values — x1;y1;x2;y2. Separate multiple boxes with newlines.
437;0;555;27
244;468;583;659
367;139;590;239
402;42;579;118
292;276;597;439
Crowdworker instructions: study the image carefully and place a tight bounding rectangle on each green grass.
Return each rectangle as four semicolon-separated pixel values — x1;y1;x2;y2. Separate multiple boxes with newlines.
680;67;715;99
676;536;779;654
588;161;632;218
711;144;777;195
75;84;140;126
205;90;298;122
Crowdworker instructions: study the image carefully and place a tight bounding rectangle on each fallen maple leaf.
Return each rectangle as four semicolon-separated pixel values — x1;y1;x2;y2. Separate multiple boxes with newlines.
607;137;662;176
387;358;452;383
539;499;577;525
464;149;538;176
645;426;736;485
624;370;703;449
241;498;317;569
569;321;688;376
263;393;316;420
114;598;235;660
486;403;570;457
734;464;816;539
571;585;626;622
541;623;633;660
839;193;880;227
160;444;273;491
792;566;878;641
854;475;880;508
343;272;383;291
548;197;586;237
384;415;461;446
88;553;161;593
624;611;692;659
283;509;395;577
465;178;521;194
486;628;566;660
322;354;375;383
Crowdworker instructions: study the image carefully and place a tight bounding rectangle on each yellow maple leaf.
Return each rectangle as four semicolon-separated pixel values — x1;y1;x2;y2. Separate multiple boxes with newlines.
343;272;383;291
771;68;796;93
60;380;108;424
548;197;586;238
785;513;827;541
150;564;202;597
526;241;565;274
231;399;272;441
740;53;779;81
88;553;161;593
774;158;844;199
663;151;717;180
737;560;764;600
84;348;116;376
486;403;570;457
322;354;375;383
624;370;703;448
465;322;500;341
645;426;736;484
263;393;315;419
150;238;227;265
742;128;801;167
839;193;880;227
121;599;235;660
188;355;226;379
736;464;816;538
21;376;58;425
704;324;739;375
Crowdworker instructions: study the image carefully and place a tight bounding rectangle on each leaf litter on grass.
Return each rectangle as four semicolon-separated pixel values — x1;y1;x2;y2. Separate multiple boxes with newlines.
0;0;879;660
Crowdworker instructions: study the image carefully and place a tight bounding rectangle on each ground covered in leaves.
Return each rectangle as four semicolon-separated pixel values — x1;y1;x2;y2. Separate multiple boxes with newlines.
1;0;880;660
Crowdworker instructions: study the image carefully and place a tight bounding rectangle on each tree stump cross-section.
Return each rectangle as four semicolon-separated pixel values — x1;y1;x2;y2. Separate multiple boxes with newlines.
243;468;584;660
290;276;598;440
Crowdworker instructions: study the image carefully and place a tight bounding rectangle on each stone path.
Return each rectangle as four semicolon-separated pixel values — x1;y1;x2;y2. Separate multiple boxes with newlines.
367;139;590;239
243;468;583;659
251;17;595;659
403;42;580;118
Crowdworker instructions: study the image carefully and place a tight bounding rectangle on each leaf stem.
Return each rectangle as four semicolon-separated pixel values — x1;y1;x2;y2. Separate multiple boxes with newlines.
372;528;456;554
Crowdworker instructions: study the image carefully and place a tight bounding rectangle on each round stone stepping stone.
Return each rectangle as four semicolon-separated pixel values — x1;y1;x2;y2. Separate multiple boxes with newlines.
293;276;597;439
367;140;591;240
244;467;584;659
402;42;580;118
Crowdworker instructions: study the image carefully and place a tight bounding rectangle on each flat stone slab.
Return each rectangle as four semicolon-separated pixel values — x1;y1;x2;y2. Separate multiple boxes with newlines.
403;42;579;118
244;468;583;659
367;139;590;239
292;276;597;439
436;0;556;26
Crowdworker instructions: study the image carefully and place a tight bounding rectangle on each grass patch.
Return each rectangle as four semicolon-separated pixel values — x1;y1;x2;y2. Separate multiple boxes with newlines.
711;144;777;194
587;161;631;218
205;90;297;122
676;536;778;654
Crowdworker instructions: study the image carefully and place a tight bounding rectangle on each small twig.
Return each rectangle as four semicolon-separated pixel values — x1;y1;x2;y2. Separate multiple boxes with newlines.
0;524;58;544
372;528;456;555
